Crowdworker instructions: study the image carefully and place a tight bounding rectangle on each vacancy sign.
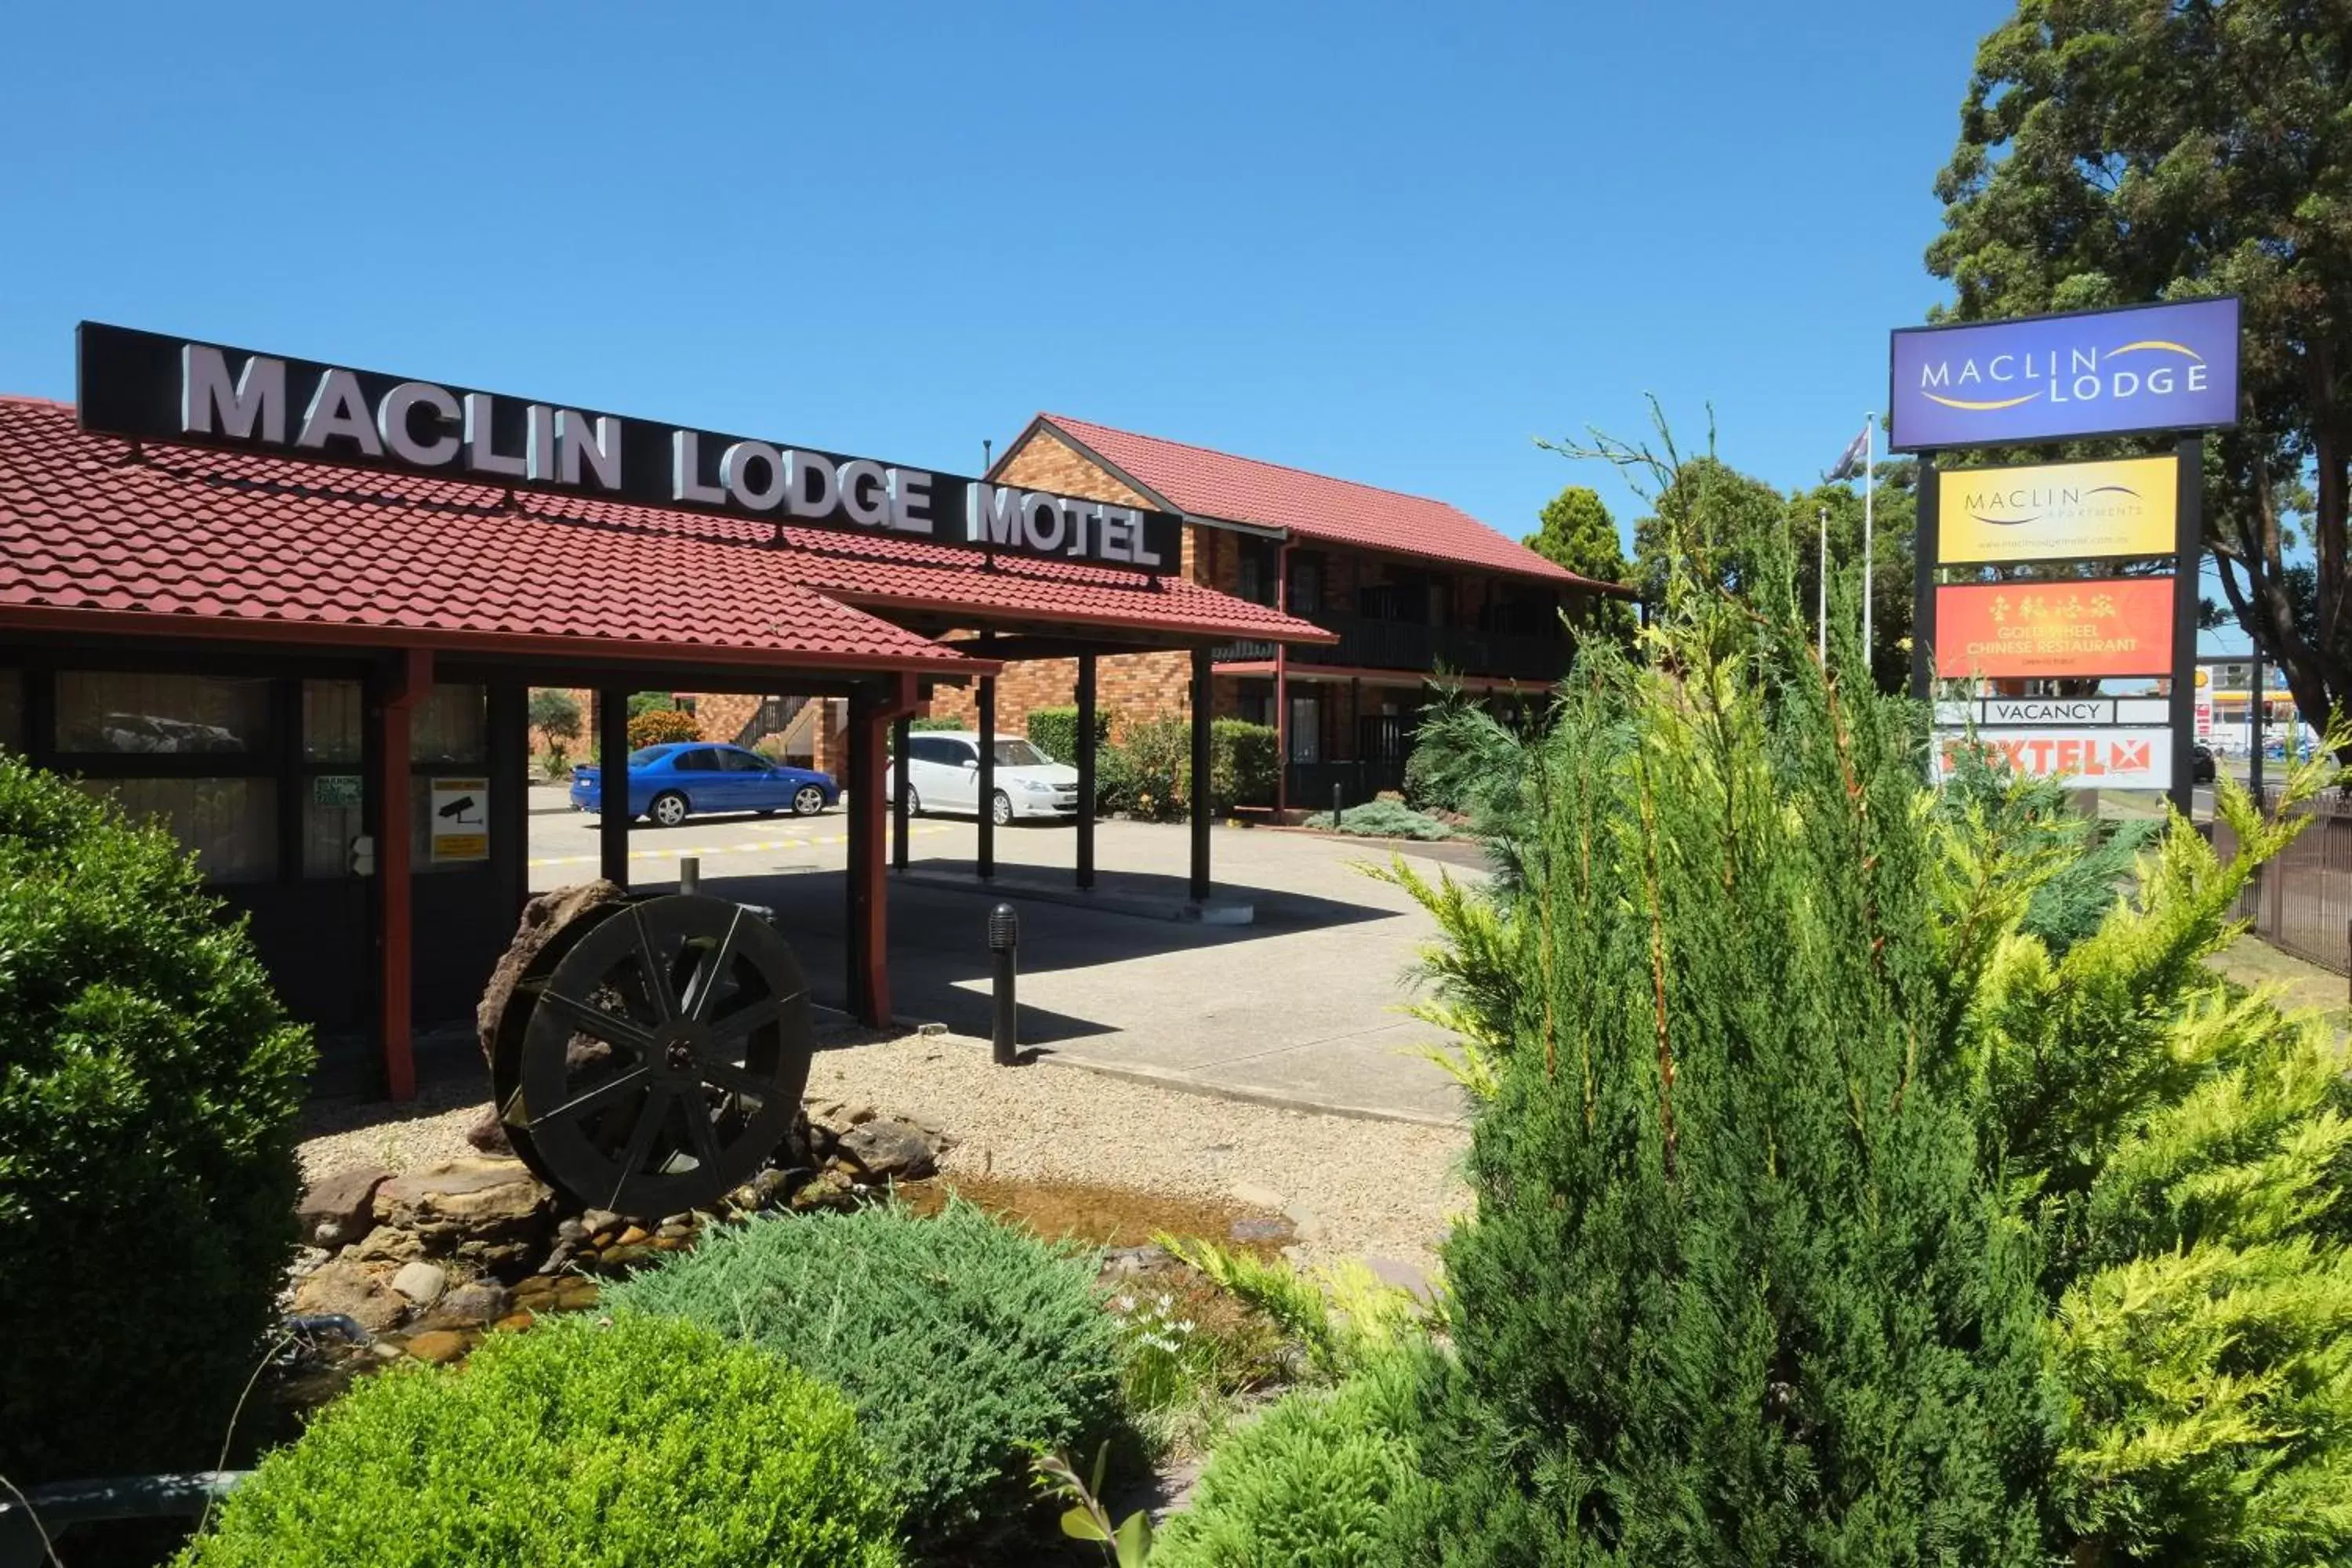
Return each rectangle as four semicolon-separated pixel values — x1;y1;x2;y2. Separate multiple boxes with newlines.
1934;577;2172;679
430;777;490;862
1933;728;2172;791
1937;455;2177;565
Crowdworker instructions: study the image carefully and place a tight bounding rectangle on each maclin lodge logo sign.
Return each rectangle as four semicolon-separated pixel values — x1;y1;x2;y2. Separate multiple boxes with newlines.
1937;454;2178;565
72;322;1185;573
1889;297;2239;452
1933;576;2173;680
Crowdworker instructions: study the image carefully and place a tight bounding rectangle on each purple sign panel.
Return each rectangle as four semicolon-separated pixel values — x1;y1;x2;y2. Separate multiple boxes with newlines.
1889;297;2239;452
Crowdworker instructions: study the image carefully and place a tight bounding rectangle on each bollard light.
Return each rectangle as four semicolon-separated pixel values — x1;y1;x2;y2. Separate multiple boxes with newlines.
679;856;701;895
1331;781;1344;826
988;902;1019;1066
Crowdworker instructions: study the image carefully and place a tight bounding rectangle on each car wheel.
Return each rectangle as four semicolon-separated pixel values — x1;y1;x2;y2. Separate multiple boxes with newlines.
649;791;690;829
904;785;923;818
792;785;826;817
991;790;1014;827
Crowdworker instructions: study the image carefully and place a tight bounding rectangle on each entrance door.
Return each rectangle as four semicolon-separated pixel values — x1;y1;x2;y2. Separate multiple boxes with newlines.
1287;695;1320;762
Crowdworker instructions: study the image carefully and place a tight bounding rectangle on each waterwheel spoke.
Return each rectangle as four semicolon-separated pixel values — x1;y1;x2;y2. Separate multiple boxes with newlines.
710;989;803;1043
683;907;745;1023
525;1065;652;1131
630;903;680;1023
605;1087;673;1210
698;1054;775;1101
684;1095;726;1172
535;987;655;1054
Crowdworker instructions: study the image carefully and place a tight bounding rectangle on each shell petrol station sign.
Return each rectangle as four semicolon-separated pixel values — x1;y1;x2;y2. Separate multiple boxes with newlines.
1894;299;2239;808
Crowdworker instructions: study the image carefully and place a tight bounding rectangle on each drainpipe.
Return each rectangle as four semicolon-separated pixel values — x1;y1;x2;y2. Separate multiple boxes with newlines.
1275;540;1292;817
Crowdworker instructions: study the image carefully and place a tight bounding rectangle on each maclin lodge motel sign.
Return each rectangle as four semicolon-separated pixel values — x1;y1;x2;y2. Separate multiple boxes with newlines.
71;322;1185;572
1891;297;2239;814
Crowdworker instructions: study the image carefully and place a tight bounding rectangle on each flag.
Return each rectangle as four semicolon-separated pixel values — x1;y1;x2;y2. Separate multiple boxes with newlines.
1825;424;1870;482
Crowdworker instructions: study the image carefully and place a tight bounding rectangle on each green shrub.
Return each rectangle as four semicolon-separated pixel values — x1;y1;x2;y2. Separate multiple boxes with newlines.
1112;717;1191;822
1305;800;1453;840
1026;704;1117;766
0;754;313;1484
607;1200;1122;1555
625;690;673;720
1153;1345;1436;1568
179;1315;902;1568
1210;720;1279;811
627;707;701;748
527;687;583;749
911;715;965;731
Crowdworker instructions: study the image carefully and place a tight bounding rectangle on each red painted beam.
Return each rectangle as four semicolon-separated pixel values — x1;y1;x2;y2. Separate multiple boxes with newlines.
378;648;431;1102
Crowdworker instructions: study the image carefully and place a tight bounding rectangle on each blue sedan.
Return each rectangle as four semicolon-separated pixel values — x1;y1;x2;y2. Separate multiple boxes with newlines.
570;742;839;827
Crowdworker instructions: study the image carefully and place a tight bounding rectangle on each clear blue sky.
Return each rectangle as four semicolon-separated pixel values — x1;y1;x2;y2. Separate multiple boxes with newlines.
1;1;2009;554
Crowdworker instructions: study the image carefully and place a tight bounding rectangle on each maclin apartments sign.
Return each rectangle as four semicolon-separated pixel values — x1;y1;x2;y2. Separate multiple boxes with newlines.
1936;454;2178;565
73;322;1184;573
1889;297;2240;452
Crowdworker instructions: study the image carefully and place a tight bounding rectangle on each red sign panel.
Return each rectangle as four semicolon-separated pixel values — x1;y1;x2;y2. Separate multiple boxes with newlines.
1934;577;2173;679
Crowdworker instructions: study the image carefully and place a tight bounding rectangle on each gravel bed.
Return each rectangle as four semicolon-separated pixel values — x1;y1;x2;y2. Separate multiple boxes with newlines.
296;1026;1472;1270
808;1028;1470;1269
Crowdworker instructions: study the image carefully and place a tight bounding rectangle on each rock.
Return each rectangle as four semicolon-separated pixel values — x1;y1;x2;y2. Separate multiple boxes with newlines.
405;1329;473;1365
1101;1244;1173;1279
353;1225;424;1263
374;1158;550;1263
1283;1203;1328;1244
292;1258;409;1334
552;1279;601;1312
597;1243;655;1270
790;1168;855;1212
463;1105;515;1159
579;1209;624;1236
475;880;628;1065
298;1167;394;1248
391;1261;448;1307
1227;1216;1293;1245
1364;1256;1438;1305
833;1118;939;1182
843;1104;879;1127
655;1221;693;1241
615;1225;650;1247
1232;1181;1288;1212
492;1310;536;1334
436;1279;510;1326
556;1217;588;1243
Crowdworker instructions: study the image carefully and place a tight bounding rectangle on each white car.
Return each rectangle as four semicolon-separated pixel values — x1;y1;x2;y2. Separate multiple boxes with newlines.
890;731;1081;826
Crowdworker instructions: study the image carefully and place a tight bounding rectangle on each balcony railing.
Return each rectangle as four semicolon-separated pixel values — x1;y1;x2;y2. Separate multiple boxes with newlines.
1214;612;1569;681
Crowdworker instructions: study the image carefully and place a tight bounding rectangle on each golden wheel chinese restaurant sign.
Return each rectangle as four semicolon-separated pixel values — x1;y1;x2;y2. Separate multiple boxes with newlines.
1937;455;2176;565
1933;578;2172;680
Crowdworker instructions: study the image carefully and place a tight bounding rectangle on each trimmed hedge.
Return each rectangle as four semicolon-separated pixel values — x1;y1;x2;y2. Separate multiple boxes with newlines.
1210;720;1278;810
607;1200;1121;1557
179;1315;903;1568
627;708;702;748
1025;704;1117;767
0;754;314;1483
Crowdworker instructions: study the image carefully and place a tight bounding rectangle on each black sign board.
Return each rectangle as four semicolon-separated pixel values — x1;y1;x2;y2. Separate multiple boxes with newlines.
75;322;1183;574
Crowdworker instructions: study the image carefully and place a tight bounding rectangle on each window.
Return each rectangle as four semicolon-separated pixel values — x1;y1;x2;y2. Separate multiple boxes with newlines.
992;739;1047;768
672;748;723;772
55;671;273;754
628;746;673;767
78;777;277;884
1288;695;1320;763
302;680;365;879
411;684;485;764
1287;556;1323;618
910;735;968;765
303;679;362;763
717;749;769;773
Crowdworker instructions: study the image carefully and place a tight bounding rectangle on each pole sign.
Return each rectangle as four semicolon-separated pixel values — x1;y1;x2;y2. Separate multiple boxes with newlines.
74;322;1183;573
1937;455;2177;565
1889;297;2239;452
1934;697;2170;727
1933;728;2173;791
1933;577;2174;680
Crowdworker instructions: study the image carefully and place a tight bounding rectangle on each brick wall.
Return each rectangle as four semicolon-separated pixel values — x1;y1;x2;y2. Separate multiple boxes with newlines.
924;650;1194;741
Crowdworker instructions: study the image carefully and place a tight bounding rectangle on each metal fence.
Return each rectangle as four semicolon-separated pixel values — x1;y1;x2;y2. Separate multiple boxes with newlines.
2209;787;2352;975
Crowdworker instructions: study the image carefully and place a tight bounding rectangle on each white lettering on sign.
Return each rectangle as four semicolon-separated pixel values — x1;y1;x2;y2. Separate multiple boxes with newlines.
298;368;383;456
720;439;788;510
181;345;285;443
1934;698;2172;727
556;410;620;488
1933;727;2173;790
377;381;462;466
466;393;527;480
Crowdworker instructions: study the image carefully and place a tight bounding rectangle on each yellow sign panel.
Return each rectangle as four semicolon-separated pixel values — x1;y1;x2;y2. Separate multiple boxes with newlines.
1938;454;2177;564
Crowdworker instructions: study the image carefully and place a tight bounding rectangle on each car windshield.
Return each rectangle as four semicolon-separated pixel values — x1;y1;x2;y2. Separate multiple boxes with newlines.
993;739;1047;767
627;746;673;767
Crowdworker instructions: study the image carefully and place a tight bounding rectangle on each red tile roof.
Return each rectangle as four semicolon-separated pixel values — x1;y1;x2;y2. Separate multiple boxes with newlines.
1033;413;1632;594
0;398;1330;667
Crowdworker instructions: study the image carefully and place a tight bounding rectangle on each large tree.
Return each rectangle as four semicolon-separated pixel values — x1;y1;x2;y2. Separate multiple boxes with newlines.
1926;0;2352;742
1526;485;1635;634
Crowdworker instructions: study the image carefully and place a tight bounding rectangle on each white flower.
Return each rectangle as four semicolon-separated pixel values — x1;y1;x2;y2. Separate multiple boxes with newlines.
1114;1296;1134;1314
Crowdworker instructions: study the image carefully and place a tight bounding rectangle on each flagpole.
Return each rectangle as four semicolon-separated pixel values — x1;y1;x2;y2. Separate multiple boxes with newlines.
1861;412;1877;677
1818;506;1828;662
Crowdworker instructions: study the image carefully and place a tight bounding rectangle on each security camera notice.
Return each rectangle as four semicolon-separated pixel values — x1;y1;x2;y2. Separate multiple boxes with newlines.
430;778;489;862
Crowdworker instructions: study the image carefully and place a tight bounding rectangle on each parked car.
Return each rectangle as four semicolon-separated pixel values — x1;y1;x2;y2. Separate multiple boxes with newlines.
889;731;1080;826
2192;742;2216;784
571;742;837;827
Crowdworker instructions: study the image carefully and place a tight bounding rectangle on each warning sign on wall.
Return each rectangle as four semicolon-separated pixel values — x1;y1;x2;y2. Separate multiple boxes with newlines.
430;777;490;862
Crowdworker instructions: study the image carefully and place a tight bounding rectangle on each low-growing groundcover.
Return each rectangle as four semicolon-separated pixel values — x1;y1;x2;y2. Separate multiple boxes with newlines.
607;1199;1123;1559
0;754;313;1486
177;1315;903;1567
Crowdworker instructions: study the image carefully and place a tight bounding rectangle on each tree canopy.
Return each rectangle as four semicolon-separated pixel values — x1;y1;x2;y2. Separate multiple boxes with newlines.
1926;0;2352;743
1526;485;1635;635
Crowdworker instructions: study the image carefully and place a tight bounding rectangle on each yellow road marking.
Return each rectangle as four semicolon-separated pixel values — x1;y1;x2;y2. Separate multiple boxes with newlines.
528;823;948;869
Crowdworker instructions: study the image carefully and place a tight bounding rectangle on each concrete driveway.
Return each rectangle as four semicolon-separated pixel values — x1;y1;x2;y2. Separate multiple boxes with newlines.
528;791;1480;1123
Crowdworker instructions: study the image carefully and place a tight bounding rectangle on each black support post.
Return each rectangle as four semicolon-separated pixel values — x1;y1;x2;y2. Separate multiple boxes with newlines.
847;684;872;1013
2170;436;2203;822
976;663;996;880
597;684;630;889
891;711;910;872
1076;653;1097;891
2250;641;2267;801
1911;456;1939;704
1189;647;1212;903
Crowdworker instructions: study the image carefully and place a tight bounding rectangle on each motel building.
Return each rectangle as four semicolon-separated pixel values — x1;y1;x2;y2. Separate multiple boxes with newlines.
665;416;1637;810
0;327;1332;1097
